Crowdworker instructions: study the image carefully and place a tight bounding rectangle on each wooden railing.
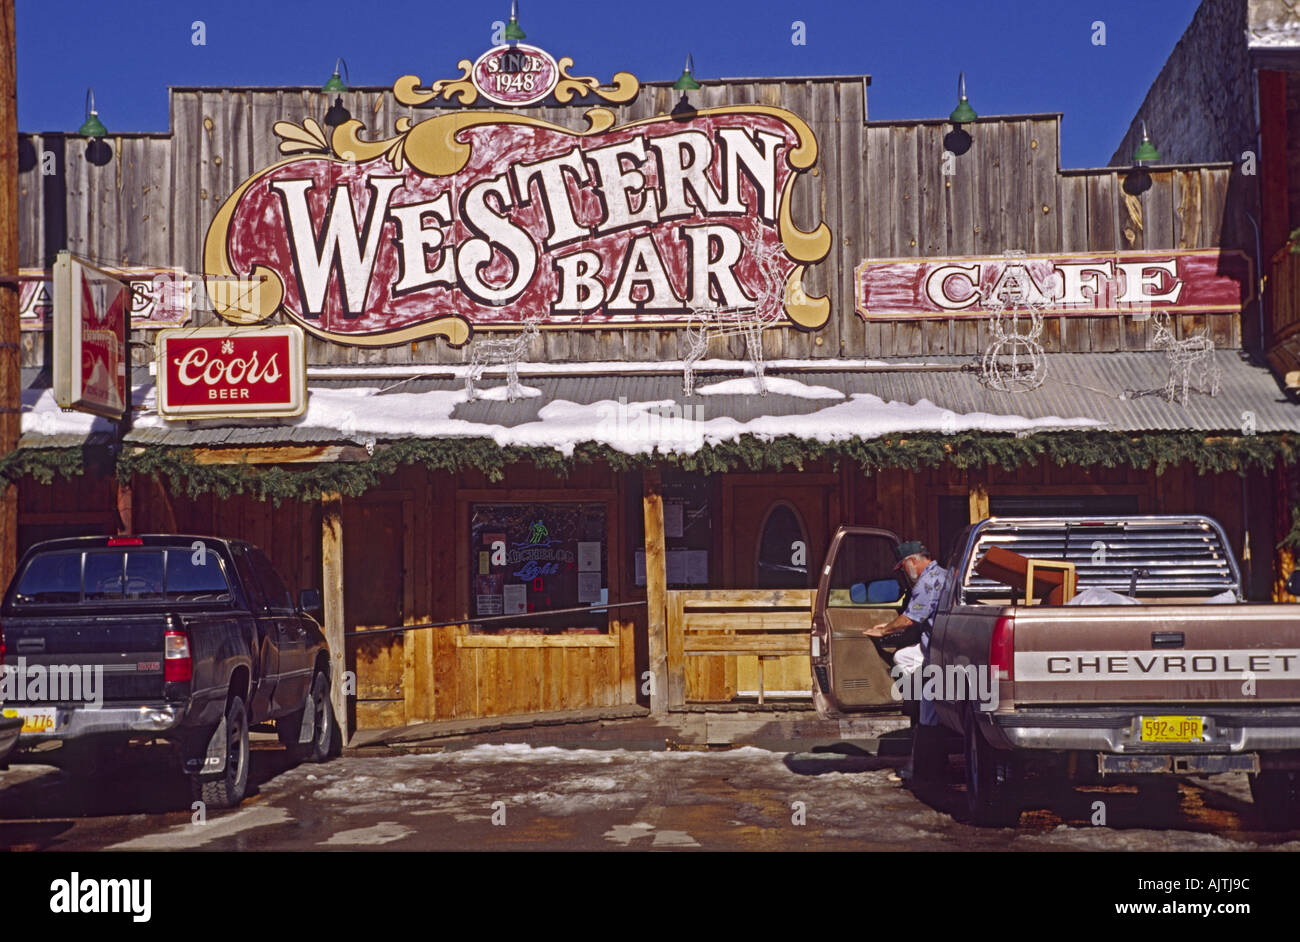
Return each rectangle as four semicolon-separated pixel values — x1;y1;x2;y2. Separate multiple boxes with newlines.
666;589;815;707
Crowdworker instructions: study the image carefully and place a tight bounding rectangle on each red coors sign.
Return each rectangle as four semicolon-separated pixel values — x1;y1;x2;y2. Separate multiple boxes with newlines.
156;326;306;419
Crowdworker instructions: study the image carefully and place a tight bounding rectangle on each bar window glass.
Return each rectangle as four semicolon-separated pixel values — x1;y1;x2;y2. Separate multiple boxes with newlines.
469;502;607;633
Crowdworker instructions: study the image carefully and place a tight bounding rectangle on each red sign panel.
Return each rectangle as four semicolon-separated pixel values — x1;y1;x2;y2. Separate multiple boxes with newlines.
22;267;191;330
52;254;129;419
204;105;831;346
157;326;305;420
855;249;1254;320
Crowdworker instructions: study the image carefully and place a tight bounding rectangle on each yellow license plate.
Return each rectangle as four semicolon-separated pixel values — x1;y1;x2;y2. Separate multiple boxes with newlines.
1139;715;1204;742
3;708;57;733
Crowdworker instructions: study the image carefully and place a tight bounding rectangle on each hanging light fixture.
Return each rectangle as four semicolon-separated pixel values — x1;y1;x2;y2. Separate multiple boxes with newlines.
78;88;107;138
673;53;702;91
1132;120;1161;164
671;54;701;121
505;0;526;42
322;58;351;129
949;72;977;126
78;89;112;165
942;73;976;157
1124;119;1159;195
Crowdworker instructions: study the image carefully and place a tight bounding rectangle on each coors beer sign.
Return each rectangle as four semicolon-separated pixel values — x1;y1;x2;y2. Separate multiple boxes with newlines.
157;326;306;420
202;49;831;347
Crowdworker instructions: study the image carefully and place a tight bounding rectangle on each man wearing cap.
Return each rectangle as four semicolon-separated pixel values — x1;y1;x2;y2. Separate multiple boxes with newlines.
865;540;950;782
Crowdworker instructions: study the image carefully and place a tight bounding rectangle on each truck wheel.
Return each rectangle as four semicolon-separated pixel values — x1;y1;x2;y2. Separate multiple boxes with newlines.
279;669;340;763
963;711;1020;827
189;695;250;810
1250;770;1300;829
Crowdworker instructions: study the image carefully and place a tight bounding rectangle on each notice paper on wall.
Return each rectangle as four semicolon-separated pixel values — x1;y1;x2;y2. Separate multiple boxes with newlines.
577;541;602;573
666;549;687;585
477;594;503;615
503;583;527;614
578;572;603;604
664;502;684;538
634;550;646;587
684;549;709;585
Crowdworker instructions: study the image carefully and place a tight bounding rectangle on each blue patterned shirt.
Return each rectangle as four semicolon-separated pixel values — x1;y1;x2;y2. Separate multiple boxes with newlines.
904;559;948;632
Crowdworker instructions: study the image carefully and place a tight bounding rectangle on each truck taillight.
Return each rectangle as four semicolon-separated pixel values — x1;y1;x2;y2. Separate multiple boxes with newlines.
990;615;1015;682
164;629;192;682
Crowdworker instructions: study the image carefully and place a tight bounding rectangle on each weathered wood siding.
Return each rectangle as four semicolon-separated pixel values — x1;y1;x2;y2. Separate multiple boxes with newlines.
17;79;1254;369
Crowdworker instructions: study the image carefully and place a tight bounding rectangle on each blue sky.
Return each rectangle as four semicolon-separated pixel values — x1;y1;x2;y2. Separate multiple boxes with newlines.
16;0;1201;168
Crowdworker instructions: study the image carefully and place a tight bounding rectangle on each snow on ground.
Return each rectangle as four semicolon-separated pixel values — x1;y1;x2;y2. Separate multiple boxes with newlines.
255;743;1295;850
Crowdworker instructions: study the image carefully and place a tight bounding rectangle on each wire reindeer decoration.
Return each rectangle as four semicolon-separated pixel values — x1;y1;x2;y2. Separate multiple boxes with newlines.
681;236;789;397
464;315;543;402
1150;309;1220;405
980;250;1047;392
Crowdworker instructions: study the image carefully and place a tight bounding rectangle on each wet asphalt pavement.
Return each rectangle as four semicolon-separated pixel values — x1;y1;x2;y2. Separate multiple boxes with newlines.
3;733;1300;851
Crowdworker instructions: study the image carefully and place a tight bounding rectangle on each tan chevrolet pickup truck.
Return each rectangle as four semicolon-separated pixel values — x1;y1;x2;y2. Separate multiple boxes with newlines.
810;515;1300;827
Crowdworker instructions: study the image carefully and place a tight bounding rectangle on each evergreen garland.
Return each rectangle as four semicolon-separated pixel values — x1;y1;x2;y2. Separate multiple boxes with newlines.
0;431;1293;503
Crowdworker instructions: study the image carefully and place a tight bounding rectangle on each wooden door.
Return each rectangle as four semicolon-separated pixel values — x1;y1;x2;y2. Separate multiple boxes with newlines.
713;479;838;700
344;499;406;729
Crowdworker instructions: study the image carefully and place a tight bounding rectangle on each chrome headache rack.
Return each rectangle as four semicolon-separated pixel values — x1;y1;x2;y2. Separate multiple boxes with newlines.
959;515;1240;602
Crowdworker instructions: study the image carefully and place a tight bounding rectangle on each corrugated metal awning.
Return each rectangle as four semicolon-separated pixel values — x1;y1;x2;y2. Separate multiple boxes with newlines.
17;352;1299;450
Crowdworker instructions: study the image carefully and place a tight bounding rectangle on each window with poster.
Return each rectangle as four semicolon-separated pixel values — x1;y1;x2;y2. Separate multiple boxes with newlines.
469;502;608;633
627;472;713;589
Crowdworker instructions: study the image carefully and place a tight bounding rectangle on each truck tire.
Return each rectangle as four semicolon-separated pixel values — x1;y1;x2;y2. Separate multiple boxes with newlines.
963;710;1020;827
1250;770;1300;829
189;695;250;810
278;669;340;763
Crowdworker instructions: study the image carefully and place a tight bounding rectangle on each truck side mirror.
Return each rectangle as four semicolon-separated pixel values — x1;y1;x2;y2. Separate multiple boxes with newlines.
1288;572;1300;598
298;588;323;613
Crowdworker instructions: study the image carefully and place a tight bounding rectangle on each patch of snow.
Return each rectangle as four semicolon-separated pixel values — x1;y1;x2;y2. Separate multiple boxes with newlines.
21;380;1104;457
693;376;845;399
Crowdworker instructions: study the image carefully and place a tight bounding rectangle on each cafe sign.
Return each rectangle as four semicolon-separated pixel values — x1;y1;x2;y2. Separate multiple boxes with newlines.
156;326;306;420
855;249;1253;320
203;52;831;347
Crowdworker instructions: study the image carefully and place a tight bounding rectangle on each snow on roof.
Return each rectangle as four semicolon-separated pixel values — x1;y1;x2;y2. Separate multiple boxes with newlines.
20;378;1101;457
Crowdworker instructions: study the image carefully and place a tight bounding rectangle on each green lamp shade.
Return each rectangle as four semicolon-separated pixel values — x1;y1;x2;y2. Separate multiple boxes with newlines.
673;69;701;91
949;98;977;124
78;112;107;138
505;18;526;40
322;71;347;93
1133;139;1160;163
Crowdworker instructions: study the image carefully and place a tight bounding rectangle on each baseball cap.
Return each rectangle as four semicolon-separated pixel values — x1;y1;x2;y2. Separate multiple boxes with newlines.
893;540;929;570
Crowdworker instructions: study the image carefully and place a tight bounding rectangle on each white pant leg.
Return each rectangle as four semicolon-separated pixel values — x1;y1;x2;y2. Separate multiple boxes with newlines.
893;643;923;674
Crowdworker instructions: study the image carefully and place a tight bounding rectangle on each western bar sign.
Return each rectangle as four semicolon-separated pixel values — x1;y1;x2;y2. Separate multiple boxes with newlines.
156;326;306;420
855;249;1253;320
203;52;831;347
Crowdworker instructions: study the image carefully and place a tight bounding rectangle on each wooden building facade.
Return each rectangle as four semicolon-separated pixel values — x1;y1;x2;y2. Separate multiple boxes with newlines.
12;40;1298;737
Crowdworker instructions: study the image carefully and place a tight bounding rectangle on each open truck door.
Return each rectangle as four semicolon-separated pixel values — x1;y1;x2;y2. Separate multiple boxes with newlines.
811;526;909;716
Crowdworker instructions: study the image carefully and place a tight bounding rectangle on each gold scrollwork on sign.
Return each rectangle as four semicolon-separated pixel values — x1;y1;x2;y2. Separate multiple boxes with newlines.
553;57;639;104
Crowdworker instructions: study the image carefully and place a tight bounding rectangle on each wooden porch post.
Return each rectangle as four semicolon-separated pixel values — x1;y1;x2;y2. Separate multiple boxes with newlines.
321;492;349;744
0;0;18;590
968;473;989;524
642;469;668;715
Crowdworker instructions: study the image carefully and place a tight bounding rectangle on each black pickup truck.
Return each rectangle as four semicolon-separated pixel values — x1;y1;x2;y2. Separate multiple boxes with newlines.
0;535;336;807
